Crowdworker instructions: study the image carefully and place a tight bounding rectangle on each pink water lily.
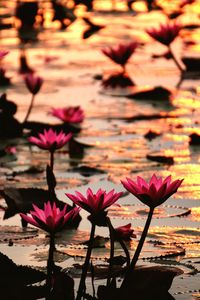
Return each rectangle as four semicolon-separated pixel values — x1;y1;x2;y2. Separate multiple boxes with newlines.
102;41;138;70
24;73;43;95
66;188;123;225
121;174;183;208
20;201;80;233
146;22;181;46
28;128;72;152
115;223;136;240
50;106;84;123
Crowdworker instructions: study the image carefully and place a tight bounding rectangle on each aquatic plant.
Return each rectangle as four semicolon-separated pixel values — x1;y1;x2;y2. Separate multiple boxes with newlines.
50;106;84;123
28;128;72;170
20;201;79;233
20;201;79;296
121;174;183;289
114;223;136;241
146;21;185;73
23;73;43;124
66;188;123;300
102;41;138;73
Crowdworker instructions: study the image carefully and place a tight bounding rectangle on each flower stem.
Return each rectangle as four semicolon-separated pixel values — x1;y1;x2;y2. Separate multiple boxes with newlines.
122;65;126;74
76;222;96;300
23;94;35;124
121;207;154;289
46;233;55;299
50;151;54;171
168;45;185;73
106;217;115;287
108;219;130;268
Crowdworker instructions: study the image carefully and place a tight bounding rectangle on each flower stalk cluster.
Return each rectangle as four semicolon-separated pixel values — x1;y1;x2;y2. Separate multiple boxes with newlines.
19;172;183;299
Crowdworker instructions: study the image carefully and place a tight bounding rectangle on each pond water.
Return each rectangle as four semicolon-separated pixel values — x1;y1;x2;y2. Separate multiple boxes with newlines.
0;0;200;299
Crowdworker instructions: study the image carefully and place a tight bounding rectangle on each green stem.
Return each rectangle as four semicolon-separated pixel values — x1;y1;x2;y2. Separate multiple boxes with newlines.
168;45;185;73
46;233;55;299
106;217;115;287
121;207;154;289
76;222;96;300
23;94;35;124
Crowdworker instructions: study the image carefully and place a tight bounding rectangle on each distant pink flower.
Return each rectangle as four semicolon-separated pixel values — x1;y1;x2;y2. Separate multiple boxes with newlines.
50;106;84;123
146;22;181;46
20;201;80;233
5;146;16;154
115;223;136;240
102;41;138;68
121;174;183;208
28;128;72;152
24;73;43;95
66;188;123;225
0;50;9;60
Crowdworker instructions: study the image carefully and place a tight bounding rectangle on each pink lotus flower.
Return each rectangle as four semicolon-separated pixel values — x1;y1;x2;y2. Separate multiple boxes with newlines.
28;128;72;152
121;174;183;208
66;188;123;225
24;73;43;95
146;22;181;46
50;106;84;123
0;50;9;60
115;223;136;240
20;201;80;233
102;41;138;68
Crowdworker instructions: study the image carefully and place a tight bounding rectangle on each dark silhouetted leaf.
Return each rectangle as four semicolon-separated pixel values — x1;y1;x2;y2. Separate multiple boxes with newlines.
82;17;105;39
127;86;172;102
144;130;161;140
189;133;200;145
98;265;182;300
68;165;106;177
146;153;174;165
0;188;81;228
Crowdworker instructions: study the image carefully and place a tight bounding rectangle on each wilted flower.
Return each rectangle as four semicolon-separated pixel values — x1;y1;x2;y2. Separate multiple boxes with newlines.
121;174;183;208
28;128;72;152
146;22;181;46
50;106;84;123
20;201;80;233
24;73;43;95
66;188;123;225
114;223;136;240
0;50;9;60
102;41;138;69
